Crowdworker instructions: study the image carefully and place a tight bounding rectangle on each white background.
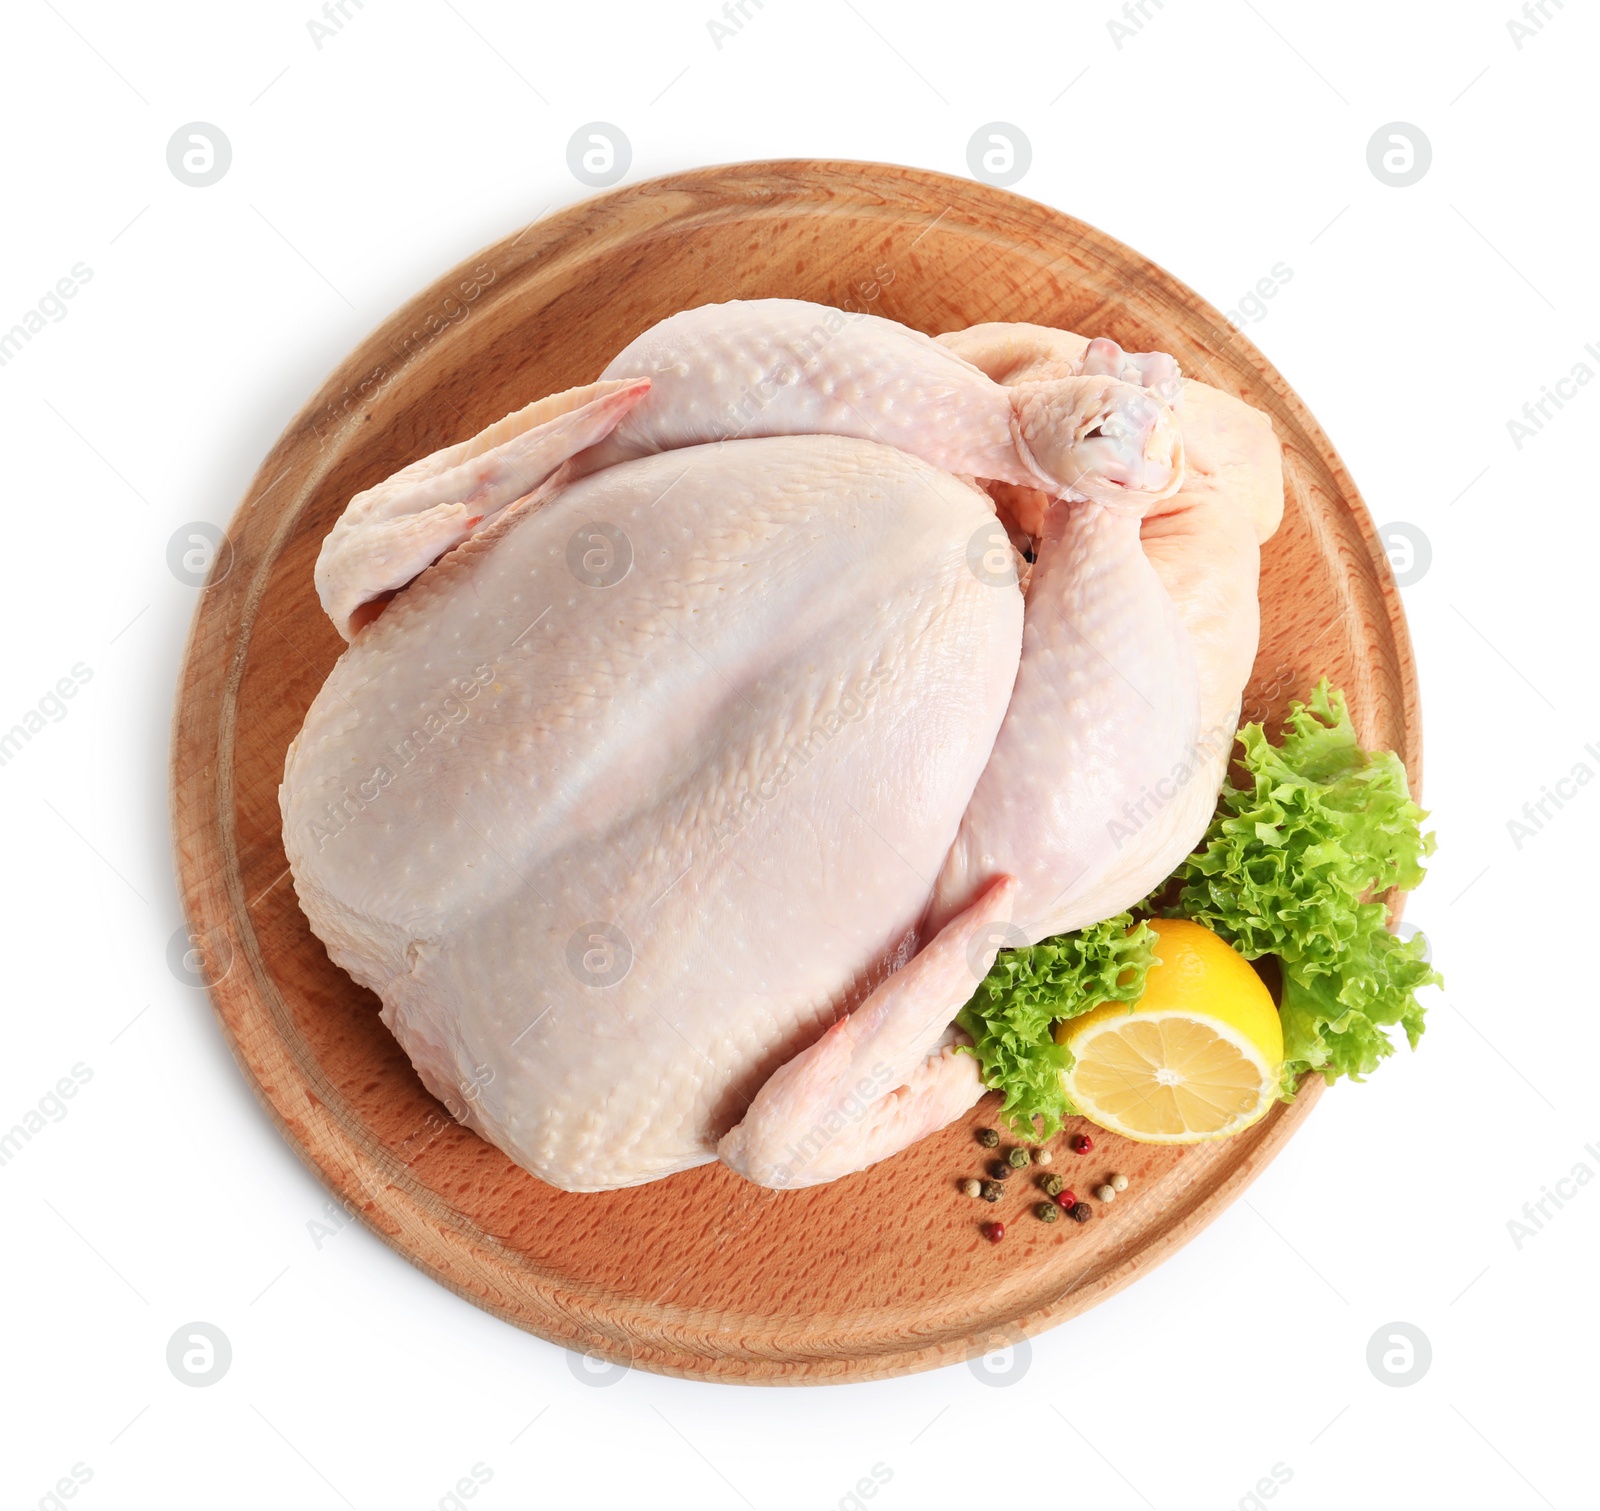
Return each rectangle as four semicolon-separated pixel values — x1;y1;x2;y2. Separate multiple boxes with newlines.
1;1;1594;1507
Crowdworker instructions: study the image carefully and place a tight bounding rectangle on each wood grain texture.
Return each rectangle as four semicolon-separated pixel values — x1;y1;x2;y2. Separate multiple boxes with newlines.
169;160;1420;1384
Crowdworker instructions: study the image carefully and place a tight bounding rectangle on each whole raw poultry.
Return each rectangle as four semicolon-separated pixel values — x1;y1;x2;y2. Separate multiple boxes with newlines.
281;299;1283;1191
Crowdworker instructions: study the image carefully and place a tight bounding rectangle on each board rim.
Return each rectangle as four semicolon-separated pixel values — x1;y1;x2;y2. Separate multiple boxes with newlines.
169;158;1417;1384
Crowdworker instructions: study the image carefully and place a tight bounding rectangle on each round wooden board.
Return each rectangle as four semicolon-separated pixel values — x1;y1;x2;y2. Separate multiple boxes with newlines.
171;160;1419;1385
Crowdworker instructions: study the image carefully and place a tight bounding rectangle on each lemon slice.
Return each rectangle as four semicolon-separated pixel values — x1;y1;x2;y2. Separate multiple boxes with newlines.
1057;918;1283;1144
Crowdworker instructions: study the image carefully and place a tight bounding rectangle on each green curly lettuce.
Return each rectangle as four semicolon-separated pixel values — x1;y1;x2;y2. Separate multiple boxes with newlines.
1161;679;1441;1095
953;678;1440;1127
955;914;1156;1136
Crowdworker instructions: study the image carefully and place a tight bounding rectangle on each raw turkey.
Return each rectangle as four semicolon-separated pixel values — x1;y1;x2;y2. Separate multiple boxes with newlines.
281;299;1283;1191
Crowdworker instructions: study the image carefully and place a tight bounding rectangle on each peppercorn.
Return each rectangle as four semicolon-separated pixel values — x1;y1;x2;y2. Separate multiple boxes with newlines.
979;1179;1004;1202
1041;1173;1065;1197
1110;1173;1129;1192
984;1221;1005;1243
989;1159;1012;1181
1054;1189;1077;1209
1071;1134;1093;1154
1007;1146;1031;1169
1068;1200;1092;1222
976;1127;1000;1149
1095;1183;1116;1202
1035;1147;1054;1167
1034;1201;1060;1223
959;1177;982;1199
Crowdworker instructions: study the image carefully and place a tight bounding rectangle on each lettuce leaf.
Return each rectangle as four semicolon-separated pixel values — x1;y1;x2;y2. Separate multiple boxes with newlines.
955;914;1156;1136
1161;679;1441;1095
953;679;1440;1125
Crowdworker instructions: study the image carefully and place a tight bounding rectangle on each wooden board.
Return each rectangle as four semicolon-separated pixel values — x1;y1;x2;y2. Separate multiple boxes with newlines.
170;160;1419;1384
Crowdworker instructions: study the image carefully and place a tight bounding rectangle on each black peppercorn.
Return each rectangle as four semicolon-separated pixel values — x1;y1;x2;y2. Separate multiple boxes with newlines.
979;1179;1004;1202
1068;1200;1092;1223
989;1159;1012;1181
976;1127;1000;1148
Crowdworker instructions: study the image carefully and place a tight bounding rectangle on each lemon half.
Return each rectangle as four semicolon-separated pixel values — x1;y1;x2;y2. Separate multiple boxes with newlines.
1057;918;1283;1144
